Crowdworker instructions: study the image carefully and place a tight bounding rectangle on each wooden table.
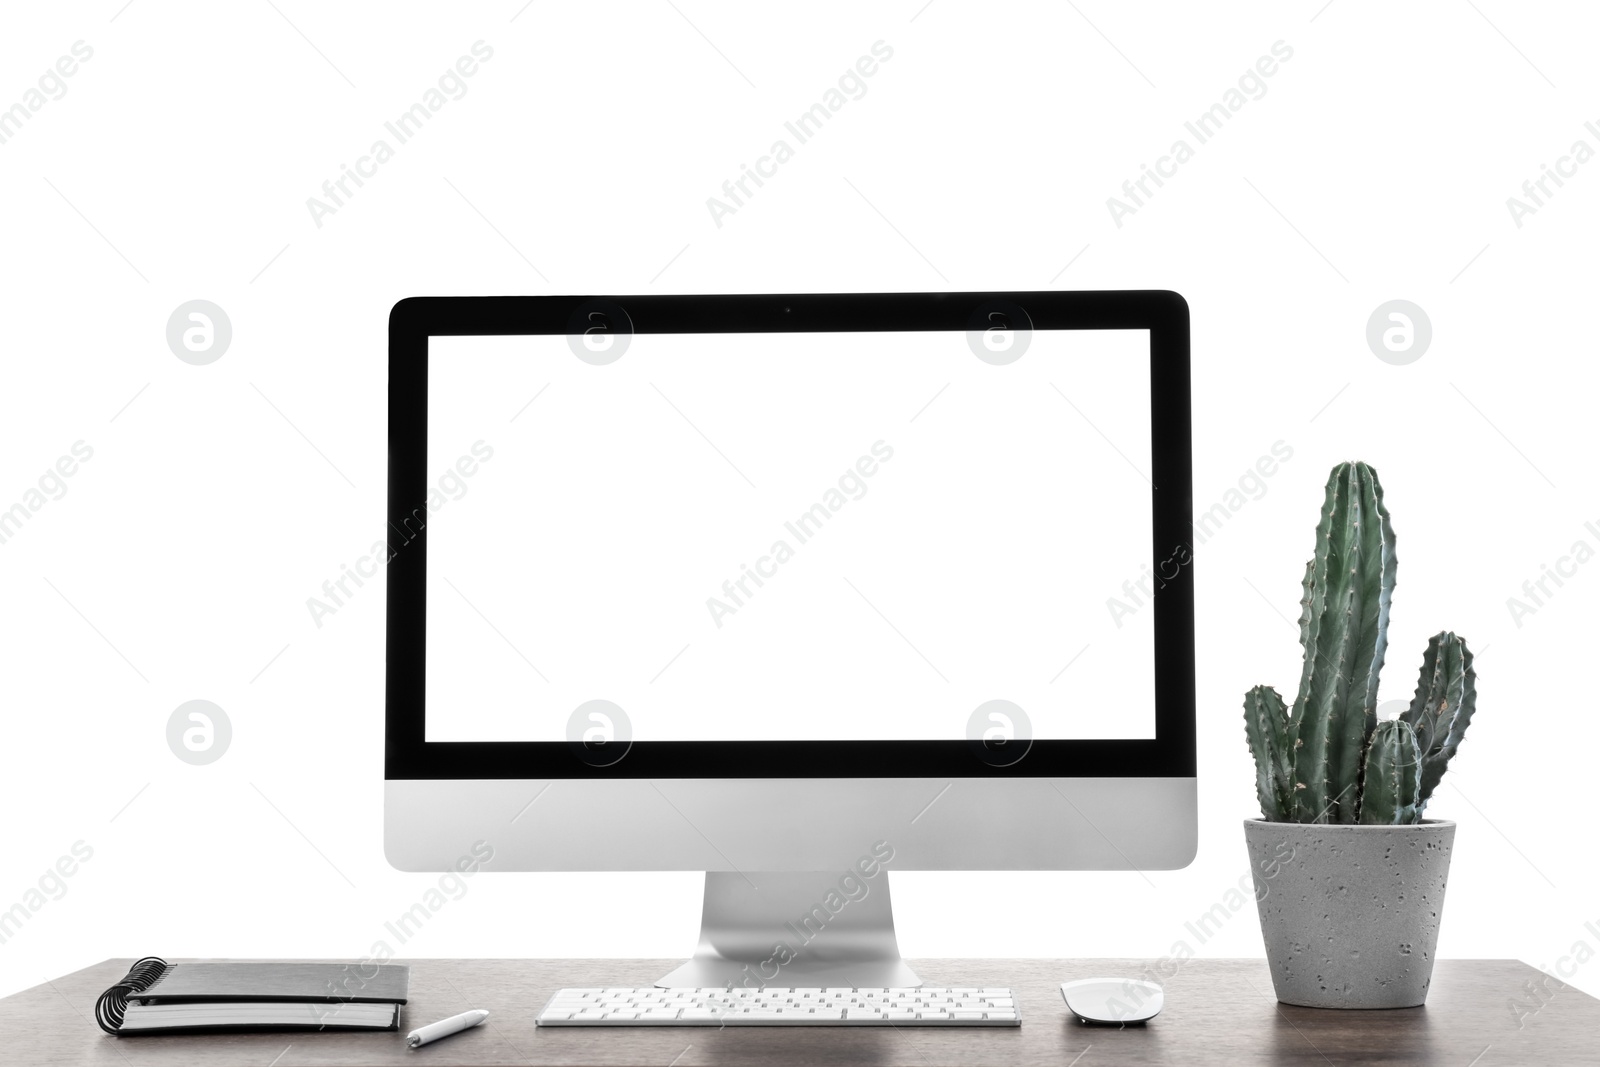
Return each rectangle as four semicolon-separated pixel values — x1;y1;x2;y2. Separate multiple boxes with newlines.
2;958;1592;1065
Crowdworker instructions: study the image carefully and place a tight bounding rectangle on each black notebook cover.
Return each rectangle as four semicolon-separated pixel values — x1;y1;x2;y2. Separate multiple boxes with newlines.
137;962;410;1003
97;958;410;1034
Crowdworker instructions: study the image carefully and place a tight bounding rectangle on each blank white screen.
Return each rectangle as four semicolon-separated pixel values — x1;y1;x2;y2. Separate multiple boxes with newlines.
424;329;1154;742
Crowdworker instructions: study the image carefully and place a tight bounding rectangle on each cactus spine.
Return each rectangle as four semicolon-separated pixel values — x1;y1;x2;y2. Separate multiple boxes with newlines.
1242;462;1477;824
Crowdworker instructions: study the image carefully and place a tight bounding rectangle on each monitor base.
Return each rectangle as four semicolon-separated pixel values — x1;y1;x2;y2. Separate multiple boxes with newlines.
656;870;923;989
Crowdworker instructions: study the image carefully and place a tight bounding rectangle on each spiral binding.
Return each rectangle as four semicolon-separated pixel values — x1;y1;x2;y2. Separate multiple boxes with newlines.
95;957;168;1034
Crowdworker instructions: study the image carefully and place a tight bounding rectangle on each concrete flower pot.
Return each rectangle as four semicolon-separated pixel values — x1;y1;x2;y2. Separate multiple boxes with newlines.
1244;818;1455;1009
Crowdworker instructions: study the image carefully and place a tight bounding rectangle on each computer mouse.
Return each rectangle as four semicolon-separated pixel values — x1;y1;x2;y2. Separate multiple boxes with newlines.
1060;978;1164;1025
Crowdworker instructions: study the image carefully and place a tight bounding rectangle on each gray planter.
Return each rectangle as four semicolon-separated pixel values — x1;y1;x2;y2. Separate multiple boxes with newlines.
1244;818;1455;1009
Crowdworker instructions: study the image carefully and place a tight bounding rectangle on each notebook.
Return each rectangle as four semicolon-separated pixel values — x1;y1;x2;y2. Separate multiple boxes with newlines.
95;958;409;1035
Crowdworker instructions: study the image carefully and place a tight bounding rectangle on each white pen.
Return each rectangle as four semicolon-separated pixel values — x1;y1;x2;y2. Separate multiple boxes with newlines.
407;1008;489;1049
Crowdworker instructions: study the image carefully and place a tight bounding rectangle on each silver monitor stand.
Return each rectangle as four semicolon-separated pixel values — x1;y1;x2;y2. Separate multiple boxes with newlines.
656;871;922;989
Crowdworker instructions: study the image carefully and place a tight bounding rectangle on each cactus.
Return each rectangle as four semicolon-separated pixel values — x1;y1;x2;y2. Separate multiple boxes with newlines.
1358;719;1422;824
1243;685;1294;821
1289;463;1397;823
1242;461;1478;824
1400;631;1477;810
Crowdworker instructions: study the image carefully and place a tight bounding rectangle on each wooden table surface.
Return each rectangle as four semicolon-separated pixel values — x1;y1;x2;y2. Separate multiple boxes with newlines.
2;958;1591;1066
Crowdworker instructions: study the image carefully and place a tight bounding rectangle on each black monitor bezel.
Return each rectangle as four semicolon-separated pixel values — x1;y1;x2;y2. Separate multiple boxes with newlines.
387;291;1194;779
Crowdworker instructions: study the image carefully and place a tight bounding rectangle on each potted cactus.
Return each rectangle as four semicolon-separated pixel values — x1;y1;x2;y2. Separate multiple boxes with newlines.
1242;461;1477;1009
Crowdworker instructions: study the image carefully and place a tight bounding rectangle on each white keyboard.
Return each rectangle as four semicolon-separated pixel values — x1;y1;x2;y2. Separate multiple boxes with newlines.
535;987;1020;1026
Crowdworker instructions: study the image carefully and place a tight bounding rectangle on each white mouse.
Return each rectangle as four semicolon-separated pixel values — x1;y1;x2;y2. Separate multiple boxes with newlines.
1060;978;1164;1025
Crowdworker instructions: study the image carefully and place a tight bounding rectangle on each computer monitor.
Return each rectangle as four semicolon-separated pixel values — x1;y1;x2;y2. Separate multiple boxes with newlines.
385;291;1195;989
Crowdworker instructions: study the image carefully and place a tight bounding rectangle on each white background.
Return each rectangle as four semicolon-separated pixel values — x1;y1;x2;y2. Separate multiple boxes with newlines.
1;0;1597;1007
424;331;1154;742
